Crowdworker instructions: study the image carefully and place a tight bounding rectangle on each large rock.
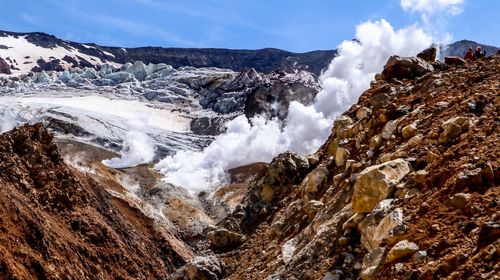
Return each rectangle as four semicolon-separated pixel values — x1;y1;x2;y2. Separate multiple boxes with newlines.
352;159;411;213
300;165;329;202
304;200;324;220
360;247;387;280
381;56;434;81
386;240;419;262
253;152;310;203
444;56;467;66
417;47;437;62
446;193;471;209
0;57;11;74
439;117;469;143
358;200;405;252
333;115;355;139
206;229;246;249
168;256;222;280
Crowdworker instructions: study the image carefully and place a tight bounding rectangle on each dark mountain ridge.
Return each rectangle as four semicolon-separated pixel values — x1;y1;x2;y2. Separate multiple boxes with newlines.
0;30;337;75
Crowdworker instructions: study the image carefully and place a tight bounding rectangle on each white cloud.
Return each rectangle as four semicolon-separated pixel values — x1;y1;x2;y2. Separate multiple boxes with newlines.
401;0;465;15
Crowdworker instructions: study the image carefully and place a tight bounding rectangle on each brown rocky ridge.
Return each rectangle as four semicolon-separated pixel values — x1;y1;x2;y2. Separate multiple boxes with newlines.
189;51;499;279
0;124;190;279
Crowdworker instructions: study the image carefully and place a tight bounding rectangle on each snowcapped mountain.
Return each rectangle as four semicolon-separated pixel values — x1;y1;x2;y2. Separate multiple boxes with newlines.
0;30;337;75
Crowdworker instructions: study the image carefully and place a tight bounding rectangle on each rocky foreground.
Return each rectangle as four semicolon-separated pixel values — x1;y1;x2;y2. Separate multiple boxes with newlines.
0;124;192;279
0;52;498;280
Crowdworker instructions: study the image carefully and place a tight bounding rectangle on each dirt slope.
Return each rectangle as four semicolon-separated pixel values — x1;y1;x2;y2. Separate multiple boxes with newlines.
0;124;188;279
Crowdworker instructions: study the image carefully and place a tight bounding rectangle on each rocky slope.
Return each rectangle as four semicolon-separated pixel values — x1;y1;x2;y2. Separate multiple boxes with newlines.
175;52;499;279
0;30;336;75
0;124;194;279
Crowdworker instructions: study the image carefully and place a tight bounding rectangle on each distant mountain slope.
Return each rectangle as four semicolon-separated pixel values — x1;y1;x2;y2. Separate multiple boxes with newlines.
444;39;499;57
0;30;337;75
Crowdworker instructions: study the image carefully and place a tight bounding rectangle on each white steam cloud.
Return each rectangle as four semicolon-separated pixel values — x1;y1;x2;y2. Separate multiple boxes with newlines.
102;121;156;169
155;19;432;193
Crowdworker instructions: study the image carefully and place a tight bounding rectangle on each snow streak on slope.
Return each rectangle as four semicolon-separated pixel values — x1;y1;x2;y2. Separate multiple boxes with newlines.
155;19;432;193
0;35;119;74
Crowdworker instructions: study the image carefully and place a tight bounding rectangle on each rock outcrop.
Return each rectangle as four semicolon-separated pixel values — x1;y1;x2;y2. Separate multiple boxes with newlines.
0;57;11;74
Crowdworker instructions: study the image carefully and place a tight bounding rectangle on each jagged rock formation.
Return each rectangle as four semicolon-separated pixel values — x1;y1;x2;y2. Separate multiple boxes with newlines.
0;30;336;75
0;124;190;279
0;63;319;157
179;54;500;279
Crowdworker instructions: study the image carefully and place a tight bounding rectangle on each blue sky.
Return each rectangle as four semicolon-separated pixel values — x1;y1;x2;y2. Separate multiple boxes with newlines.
0;0;498;52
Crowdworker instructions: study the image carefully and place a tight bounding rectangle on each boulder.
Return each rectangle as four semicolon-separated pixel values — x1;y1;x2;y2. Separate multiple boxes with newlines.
417;47;437;62
282;237;299;264
335;148;350;167
304;200;324;220
252;152;310;203
359;200;405;252
333;115;354;139
352;159;411;213
360;247;387;280
401;122;418;139
356;107;371;120
381;56;434;81
446;193;471;209
167;256;222;280
301;165;329;202
382;119;399;140
0;57;11;74
206;229;246;249
412;250;427;262
439;117;469;143
413;170;428;184
386;240;419;262
444;56;467;66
